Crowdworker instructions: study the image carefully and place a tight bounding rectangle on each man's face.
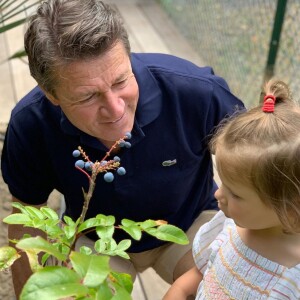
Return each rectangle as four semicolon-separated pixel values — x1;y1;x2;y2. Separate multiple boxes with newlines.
47;42;139;147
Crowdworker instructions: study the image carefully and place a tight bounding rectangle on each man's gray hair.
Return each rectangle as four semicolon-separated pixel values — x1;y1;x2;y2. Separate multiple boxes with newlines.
25;0;131;96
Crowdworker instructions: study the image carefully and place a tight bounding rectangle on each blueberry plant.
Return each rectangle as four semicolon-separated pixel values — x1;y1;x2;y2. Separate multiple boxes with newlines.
0;132;189;300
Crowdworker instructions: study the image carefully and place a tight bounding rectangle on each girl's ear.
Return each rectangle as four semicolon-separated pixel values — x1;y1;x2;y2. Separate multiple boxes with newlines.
39;86;60;106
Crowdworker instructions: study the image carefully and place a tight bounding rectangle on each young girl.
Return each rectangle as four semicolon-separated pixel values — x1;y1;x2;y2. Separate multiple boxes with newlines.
163;79;300;299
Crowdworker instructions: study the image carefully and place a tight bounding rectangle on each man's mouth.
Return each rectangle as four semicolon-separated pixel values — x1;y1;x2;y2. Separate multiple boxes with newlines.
100;112;126;124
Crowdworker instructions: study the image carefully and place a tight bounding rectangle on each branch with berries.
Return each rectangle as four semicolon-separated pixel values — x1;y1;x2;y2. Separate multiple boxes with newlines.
72;132;132;224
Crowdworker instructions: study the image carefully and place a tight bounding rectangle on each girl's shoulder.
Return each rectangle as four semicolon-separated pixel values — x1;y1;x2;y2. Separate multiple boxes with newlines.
193;211;234;273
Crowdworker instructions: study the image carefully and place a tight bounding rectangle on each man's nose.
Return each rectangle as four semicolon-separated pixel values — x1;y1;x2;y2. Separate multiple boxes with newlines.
99;90;124;118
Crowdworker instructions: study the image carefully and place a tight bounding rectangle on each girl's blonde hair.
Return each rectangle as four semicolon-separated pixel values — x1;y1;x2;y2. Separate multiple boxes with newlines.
210;79;300;233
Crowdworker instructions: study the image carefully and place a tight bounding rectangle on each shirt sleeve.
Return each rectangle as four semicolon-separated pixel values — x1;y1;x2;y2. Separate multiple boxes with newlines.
192;210;228;274
1;114;54;204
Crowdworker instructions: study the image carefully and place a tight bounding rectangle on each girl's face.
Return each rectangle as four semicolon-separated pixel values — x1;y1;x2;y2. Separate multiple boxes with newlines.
215;170;281;230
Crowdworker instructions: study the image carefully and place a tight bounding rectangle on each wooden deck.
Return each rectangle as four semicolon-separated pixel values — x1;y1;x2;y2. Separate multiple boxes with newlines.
0;1;204;299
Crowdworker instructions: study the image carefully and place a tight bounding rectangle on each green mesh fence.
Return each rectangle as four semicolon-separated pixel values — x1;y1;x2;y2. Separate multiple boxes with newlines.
157;0;300;107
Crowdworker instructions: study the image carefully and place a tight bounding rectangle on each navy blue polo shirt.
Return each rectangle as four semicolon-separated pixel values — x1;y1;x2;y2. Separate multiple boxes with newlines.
1;53;244;252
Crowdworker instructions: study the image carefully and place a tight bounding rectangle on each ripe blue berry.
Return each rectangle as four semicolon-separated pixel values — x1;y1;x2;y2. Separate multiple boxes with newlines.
72;150;80;157
125;132;132;139
117;167;126;176
114;156;121;162
124;142;131;148
75;160;85;169
100;160;107;166
119;141;126;147
85;161;93;171
104;172;114;182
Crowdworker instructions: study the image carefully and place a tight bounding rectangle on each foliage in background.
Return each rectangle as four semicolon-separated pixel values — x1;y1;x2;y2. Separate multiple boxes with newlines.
0;0;40;60
0;133;189;299
158;0;300;107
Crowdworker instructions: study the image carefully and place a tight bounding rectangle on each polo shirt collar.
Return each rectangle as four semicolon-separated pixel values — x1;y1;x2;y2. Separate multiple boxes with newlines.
131;54;162;127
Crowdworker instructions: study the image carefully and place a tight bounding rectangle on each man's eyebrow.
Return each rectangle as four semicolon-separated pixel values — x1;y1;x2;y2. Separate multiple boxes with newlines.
114;70;132;82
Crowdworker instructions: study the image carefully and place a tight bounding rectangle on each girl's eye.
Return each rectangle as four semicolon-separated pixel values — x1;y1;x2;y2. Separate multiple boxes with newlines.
230;191;241;199
223;184;241;200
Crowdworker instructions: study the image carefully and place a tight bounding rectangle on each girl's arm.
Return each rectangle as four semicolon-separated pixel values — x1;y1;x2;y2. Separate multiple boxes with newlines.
163;266;203;300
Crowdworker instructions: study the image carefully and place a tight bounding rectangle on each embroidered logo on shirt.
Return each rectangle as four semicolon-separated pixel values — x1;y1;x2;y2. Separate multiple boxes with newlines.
162;159;177;167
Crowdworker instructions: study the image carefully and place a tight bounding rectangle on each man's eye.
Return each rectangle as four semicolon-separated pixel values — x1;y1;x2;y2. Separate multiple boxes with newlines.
114;79;128;88
79;94;95;103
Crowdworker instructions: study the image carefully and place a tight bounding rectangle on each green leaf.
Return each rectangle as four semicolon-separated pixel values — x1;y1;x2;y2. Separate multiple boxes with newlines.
20;266;89;300
109;272;133;299
40;207;59;220
119;224;142;240
16;237;66;261
96;225;115;239
22;249;42;273
79;246;93;255
63;215;75;226
95;238;118;255
63;224;77;240
70;252;110;287
145;224;189;245
0;246;21;270
113;240;131;259
31;218;46;229
120;219;136;226
116;240;131;252
110;284;132;300
95;214;115;226
25;206;45;219
0;19;26;33
8;49;27;60
96;280;114;299
115;251;129;259
3;213;31;225
11;202;29;214
78;218;103;232
110;271;133;294
139;219;157;229
43;220;63;237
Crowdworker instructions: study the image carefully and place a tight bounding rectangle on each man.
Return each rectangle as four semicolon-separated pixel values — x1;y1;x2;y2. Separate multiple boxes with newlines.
1;0;244;298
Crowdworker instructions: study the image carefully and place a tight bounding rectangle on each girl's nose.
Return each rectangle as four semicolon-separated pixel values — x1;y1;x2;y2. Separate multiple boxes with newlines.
214;186;226;205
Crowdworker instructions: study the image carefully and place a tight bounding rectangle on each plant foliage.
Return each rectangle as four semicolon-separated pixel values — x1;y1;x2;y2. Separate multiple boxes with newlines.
0;134;189;299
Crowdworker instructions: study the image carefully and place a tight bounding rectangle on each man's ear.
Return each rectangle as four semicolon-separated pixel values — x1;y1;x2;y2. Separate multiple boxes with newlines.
39;86;60;106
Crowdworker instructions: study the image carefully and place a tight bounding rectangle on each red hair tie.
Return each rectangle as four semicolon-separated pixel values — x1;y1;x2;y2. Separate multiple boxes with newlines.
262;94;276;113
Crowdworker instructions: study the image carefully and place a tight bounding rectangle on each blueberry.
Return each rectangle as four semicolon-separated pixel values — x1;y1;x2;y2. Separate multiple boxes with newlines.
117;167;126;176
75;160;85;169
114;156;121;162
124;142;131;148
85;161;93;171
104;172;114;182
125;132;132;139
119;141;126;147
100;160;107;166
72;150;80;157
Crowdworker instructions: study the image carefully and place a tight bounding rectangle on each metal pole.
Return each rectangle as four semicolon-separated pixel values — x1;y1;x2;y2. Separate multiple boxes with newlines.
263;0;288;83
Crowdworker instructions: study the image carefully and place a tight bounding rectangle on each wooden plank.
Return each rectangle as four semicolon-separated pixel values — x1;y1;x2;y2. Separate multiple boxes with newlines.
114;2;170;53
0;31;15;125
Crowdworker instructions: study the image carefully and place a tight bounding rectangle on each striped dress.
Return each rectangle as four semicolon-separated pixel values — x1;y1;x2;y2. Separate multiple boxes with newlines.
193;211;300;299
